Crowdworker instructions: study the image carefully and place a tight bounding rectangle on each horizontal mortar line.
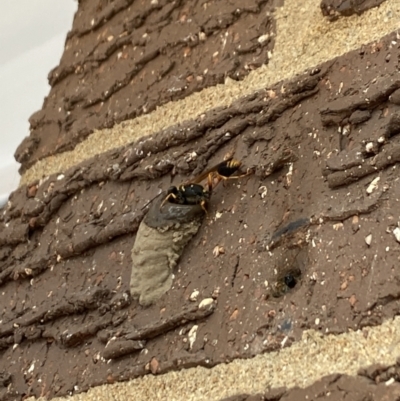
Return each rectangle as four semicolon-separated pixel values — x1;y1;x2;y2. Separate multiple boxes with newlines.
20;0;400;187
27;316;400;401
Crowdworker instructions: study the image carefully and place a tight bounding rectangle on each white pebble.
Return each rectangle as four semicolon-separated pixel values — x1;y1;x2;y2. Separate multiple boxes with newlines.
366;176;380;194
258;34;269;44
188;325;198;349
365;142;374;153
199;298;214;309
189;289;200;302
393;227;400;243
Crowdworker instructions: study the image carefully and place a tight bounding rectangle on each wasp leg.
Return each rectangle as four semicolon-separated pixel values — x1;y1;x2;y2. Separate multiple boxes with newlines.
200;200;209;216
207;172;215;193
159;193;176;210
209;169;253;191
219;169;253;181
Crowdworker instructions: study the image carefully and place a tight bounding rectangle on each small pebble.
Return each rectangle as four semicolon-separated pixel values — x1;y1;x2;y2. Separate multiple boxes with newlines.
199;298;214;309
365;234;372;246
189;289;199;302
188;325;198;349
333;223;343;230
366;176;380;194
258;34;269;44
365;142;374;153
149;357;159;374
393;227;400;243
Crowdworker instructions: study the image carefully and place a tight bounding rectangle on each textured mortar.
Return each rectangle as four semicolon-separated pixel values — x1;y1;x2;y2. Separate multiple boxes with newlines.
21;0;400;185
27;317;400;401
17;0;400;399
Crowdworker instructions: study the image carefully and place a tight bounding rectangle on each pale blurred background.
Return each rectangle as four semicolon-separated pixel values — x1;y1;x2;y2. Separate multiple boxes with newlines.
0;0;78;206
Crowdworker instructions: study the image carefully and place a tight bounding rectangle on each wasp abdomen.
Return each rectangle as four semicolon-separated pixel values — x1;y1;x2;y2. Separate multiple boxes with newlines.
217;160;242;178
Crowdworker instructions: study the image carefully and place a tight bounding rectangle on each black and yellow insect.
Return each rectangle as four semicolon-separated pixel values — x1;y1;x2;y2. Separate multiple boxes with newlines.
143;158;251;213
190;157;252;192
158;158;251;211
159;183;210;213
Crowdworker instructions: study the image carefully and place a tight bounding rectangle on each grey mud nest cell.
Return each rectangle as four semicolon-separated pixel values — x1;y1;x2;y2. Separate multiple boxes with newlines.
130;193;207;306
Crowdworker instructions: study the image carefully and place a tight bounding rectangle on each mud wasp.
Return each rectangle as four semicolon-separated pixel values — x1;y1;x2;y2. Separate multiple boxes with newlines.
159;158;251;210
143;158;251;213
159;183;210;213
190;157;253;192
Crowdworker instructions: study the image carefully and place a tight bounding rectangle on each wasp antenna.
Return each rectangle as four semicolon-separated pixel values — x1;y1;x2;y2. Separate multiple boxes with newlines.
141;190;163;210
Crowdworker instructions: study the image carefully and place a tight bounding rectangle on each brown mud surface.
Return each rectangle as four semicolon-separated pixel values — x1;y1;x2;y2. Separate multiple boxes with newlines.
2;29;400;400
19;0;400;187
15;0;276;173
